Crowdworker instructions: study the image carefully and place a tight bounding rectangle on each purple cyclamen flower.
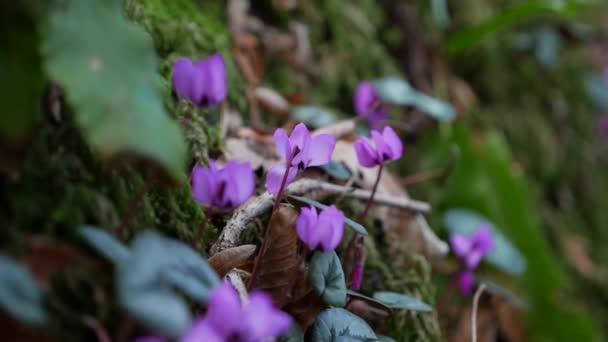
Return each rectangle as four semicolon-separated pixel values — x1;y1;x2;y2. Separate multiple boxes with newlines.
457;270;475;295
266;123;336;194
182;282;293;342
354;126;403;168
450;225;495;270
192;160;255;211
354;81;391;130
173;54;228;108
296;205;345;252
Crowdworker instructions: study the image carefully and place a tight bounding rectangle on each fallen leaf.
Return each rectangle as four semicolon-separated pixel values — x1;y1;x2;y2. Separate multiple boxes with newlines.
251;206;300;303
254;87;291;115
208;244;256;277
562;233;595;278
346;298;391;333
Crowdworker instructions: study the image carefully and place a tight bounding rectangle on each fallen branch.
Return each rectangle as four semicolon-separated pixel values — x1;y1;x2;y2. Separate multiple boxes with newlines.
471;283;486;342
210;178;431;254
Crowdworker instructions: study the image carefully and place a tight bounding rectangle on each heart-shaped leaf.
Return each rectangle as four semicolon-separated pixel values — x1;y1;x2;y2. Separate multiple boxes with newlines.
309;251;347;307
373;77;455;122
288;195;368;236
320;161;353;180
42;0;186;179
279;325;305;342
309;308;377;341
443;208;527;275
79;225;130;264
372;291;433;312
290;106;338;128
0;256;47;325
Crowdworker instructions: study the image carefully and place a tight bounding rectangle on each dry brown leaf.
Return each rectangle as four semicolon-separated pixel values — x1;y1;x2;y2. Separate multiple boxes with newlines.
282;272;327;331
233;33;264;84
24;235;83;289
254;87;290;115
0;313;55;342
562;233;595;278
209;244;256;277
346;298;391;333
251;206;300;303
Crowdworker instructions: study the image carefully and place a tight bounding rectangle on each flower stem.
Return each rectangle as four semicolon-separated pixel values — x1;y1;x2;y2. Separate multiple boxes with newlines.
358;164;384;222
193;208;213;250
248;161;294;290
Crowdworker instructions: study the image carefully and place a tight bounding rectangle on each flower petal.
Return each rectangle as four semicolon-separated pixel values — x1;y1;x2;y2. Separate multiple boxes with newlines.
307;134;337;167
289;123;311;152
457;271;475;295
318;205;345;252
241;291;293;342
354;81;376;117
449;233;472;259
296;206;318;249
192;165;216;207
203;53;228;105
225;161;255;207
381;126;403;161
181;319;224;342
371;130;392;163
265;164;297;194
473;225;495;255
173;58;199;103
273;128;291;160
205;282;242;337
354;138;379;168
465;250;484;270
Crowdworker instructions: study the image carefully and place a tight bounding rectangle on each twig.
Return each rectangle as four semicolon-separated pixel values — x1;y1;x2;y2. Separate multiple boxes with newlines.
471;283;486;342
209;178;431;254
82;316;112;342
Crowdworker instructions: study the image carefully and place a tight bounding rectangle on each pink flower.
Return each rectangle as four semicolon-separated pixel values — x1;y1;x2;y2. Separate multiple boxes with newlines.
183;282;293;342
192;160;255;211
266;123;336;194
173;54;228;108
457;270;475;295
354;126;403;168
296;205;345;252
354;81;391;130
450;225;495;270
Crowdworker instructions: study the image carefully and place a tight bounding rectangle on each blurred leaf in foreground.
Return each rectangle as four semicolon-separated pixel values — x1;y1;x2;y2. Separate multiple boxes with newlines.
42;0;186;179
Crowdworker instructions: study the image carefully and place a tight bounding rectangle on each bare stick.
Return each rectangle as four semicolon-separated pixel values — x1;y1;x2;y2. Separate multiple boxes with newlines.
471;283;486;342
210;178;431;254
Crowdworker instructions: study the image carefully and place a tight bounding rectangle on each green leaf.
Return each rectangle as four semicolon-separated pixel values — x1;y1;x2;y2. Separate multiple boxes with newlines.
309;308;377;341
346;290;393;312
79;225;130;264
309;251;347;307
80;228;221;339
373;77;455;122
378;335;398;342
446;0;596;55
320;161;352;180
288;195;368;235
278;325;305;342
41;0;186;179
417;124;600;340
0;256;47;325
372;291;433;312
290;105;338;128
443;209;527;275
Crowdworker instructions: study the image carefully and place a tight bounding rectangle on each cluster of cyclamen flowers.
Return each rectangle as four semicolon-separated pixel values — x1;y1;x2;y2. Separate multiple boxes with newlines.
172;54;405;341
135;282;292;342
450;226;495;295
